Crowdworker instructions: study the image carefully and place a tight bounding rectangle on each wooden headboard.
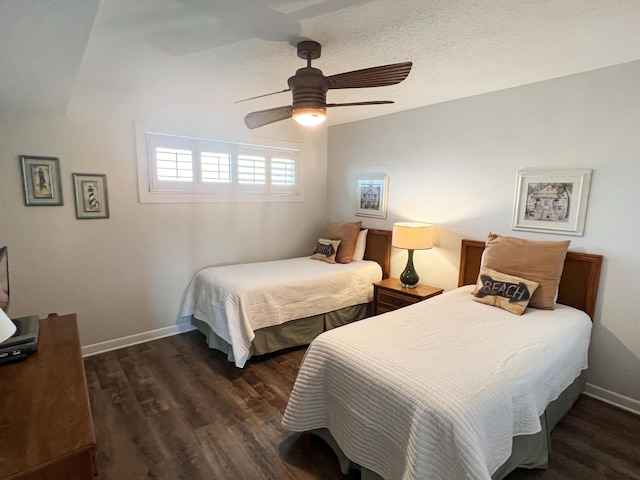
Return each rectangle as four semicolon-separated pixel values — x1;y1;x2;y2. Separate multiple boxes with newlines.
458;239;603;319
364;229;392;279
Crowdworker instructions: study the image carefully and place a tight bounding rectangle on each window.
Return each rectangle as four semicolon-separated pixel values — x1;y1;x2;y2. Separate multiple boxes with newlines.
237;154;265;184
272;157;296;186
136;123;302;203
201;152;231;183
155;147;193;182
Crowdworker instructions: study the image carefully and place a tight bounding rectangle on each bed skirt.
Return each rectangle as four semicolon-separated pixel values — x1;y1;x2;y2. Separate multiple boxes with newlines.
193;302;372;364
308;370;586;480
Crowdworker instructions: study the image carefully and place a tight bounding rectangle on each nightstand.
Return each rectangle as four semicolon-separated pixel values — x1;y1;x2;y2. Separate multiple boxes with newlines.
373;278;444;315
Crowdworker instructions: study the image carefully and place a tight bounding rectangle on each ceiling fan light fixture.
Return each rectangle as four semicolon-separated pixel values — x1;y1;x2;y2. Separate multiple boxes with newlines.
292;107;327;126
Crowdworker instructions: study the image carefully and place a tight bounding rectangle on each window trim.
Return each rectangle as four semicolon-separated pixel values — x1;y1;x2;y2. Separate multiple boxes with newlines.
135;122;304;204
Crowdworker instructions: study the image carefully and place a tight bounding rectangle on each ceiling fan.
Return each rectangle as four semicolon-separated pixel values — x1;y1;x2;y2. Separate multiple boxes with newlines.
240;41;412;129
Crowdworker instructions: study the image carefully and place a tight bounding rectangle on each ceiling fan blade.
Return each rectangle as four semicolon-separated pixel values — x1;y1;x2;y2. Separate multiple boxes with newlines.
326;101;394;108
234;88;291;104
244;106;293;129
326;62;412;90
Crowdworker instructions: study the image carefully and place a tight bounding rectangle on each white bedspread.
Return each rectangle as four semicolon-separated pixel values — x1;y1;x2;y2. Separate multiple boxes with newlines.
180;257;382;367
282;286;592;480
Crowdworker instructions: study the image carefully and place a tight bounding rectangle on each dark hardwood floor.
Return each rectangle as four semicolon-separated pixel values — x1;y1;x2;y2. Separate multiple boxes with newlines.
85;331;640;480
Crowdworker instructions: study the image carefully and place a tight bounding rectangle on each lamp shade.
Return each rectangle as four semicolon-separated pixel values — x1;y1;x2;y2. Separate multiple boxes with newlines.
0;308;16;343
392;222;433;250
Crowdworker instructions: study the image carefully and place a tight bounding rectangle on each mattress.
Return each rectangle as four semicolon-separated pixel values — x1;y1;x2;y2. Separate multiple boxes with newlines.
281;286;592;480
180;257;382;367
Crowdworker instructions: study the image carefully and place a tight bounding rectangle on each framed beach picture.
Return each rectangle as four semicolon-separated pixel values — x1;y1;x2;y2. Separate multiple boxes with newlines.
20;155;63;206
356;174;389;219
512;168;592;236
73;173;110;219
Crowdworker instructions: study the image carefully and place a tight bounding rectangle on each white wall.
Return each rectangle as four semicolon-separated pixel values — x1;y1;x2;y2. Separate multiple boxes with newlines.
327;61;640;407
1;48;637;409
0;83;328;348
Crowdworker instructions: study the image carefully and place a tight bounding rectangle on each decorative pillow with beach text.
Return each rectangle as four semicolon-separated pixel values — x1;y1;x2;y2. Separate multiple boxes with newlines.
473;268;540;315
311;238;341;264
474;233;569;309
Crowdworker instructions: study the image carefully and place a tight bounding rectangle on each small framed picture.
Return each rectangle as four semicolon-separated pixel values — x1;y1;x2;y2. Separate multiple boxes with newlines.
73;173;110;219
512;168;592;236
20;155;63;206
356;174;389;219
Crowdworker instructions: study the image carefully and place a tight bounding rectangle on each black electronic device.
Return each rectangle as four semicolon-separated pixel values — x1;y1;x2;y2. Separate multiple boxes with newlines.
0;246;40;365
0;315;39;365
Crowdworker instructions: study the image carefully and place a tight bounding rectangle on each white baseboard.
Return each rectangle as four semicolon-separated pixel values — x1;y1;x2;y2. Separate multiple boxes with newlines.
584;383;640;416
82;322;197;357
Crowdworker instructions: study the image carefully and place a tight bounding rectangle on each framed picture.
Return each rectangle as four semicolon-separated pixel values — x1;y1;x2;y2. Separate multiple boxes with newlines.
356;175;389;219
73;173;110;219
512;168;592;236
20;155;63;206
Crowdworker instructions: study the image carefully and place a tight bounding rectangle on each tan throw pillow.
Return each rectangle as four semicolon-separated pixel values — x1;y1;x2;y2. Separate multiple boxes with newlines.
310;238;341;264
324;221;362;264
475;233;570;310
473;268;539;315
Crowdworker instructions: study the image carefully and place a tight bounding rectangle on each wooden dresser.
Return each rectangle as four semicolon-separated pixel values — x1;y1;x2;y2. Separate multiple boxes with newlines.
0;314;95;480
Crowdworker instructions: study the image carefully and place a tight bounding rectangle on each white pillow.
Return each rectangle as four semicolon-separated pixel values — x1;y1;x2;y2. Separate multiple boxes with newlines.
351;229;368;261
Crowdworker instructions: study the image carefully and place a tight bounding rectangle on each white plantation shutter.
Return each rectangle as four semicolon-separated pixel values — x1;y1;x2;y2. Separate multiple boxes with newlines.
138;128;300;202
271;157;296;186
271;150;297;194
155;147;193;182
237;154;266;185
201;151;232;183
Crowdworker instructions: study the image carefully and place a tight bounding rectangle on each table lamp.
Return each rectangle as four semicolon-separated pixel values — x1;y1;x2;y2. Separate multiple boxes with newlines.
0;308;16;343
392;222;433;288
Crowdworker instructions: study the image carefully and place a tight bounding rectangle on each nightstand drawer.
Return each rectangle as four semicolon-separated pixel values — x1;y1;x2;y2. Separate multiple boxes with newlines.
373;279;444;315
377;290;419;309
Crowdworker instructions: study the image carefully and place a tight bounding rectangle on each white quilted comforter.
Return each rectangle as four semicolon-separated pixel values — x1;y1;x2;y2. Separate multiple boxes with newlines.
180;257;382;367
282;286;591;480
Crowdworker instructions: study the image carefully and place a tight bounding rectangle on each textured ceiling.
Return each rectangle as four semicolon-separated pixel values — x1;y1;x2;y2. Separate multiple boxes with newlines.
2;0;640;128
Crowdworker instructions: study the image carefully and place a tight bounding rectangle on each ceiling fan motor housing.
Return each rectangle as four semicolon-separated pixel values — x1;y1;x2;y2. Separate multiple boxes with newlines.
288;67;328;112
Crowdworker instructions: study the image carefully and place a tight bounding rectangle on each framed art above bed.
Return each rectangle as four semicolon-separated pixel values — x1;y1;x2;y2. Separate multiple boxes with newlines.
512;168;592;236
356;175;389;219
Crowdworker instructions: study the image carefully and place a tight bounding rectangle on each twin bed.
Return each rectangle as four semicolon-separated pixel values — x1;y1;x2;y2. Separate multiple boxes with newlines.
283;237;602;480
180;228;392;367
180;230;602;480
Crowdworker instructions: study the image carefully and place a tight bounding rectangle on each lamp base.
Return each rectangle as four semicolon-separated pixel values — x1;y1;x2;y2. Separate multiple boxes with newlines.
399;249;420;289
